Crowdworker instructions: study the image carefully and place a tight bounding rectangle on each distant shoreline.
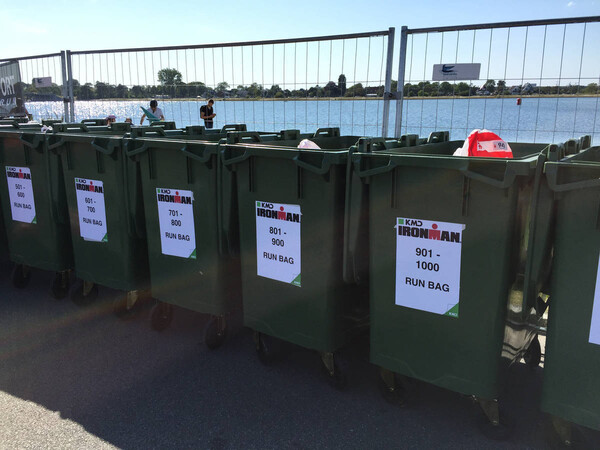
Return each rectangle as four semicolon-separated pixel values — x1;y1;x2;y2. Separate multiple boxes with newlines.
66;94;600;102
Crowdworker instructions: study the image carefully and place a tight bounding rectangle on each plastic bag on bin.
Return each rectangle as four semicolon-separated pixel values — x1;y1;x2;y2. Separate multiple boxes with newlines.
453;129;512;158
298;139;321;149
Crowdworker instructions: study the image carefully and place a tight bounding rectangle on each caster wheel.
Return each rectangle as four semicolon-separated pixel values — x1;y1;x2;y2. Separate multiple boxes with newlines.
378;373;407;407
50;271;70;300
150;302;173;332
324;359;348;390
204;317;227;350
11;264;31;289
255;332;276;365
113;294;141;320
70;280;98;306
478;416;514;441
524;335;542;369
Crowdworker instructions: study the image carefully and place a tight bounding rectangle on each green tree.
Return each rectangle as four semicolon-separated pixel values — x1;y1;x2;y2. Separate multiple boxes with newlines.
216;81;230;97
345;83;365;97
323;81;340;97
116;84;129;98
482;79;496;94
157;68;183;86
582;83;598;95
496;80;506;95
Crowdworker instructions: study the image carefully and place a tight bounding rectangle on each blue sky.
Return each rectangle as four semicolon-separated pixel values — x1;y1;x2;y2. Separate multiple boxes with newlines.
1;0;598;89
1;0;597;56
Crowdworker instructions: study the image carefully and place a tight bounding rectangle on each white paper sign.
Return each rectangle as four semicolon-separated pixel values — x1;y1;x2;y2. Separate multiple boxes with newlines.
395;217;465;317
256;201;301;286
6;166;36;224
156;187;196;259
432;63;481;81
589;252;600;345
74;177;107;242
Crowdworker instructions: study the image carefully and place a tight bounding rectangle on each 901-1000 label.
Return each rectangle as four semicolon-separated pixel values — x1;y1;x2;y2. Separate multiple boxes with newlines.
395;217;465;318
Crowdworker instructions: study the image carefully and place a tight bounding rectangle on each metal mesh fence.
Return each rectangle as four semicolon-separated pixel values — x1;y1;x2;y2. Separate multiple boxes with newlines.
0;52;67;121
394;17;600;144
68;30;394;136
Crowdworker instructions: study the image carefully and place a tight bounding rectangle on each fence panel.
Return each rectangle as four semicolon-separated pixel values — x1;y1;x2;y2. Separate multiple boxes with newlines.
66;30;394;135
0;52;68;122
394;16;600;144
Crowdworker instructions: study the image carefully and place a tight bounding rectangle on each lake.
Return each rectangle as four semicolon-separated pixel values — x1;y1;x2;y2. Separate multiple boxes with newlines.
25;97;600;144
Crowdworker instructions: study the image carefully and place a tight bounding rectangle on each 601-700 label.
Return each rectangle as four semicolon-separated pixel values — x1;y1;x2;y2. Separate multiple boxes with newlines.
75;177;108;242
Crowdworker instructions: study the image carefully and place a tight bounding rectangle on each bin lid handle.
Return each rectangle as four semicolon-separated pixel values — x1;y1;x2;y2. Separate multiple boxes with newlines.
292;152;333;175
180;144;213;163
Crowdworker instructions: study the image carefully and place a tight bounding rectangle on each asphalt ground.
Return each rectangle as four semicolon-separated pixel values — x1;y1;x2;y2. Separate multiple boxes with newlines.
0;265;599;449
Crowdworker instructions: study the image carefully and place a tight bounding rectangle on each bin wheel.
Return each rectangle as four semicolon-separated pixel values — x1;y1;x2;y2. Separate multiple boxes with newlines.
70;280;98;306
204;316;227;350
324;358;348;390
523;335;541;369
477;416;514;441
11;264;31;289
50;271;70;300
255;332;276;365
113;294;142;320
320;352;347;390
378;372;407;407
150;301;173;332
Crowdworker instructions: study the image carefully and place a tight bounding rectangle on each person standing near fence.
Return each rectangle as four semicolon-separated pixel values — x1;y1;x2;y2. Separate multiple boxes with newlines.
200;99;216;128
140;100;165;124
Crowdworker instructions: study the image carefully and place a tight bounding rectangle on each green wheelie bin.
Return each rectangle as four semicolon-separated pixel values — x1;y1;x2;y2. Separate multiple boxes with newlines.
540;140;600;445
126;128;343;347
126;136;240;347
51;133;150;314
349;135;558;433
220;131;372;387
0;129;73;297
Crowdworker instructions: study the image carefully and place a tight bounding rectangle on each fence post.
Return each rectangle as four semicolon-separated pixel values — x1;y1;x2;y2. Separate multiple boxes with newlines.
66;50;75;122
394;26;408;138
381;27;395;137
60;51;69;122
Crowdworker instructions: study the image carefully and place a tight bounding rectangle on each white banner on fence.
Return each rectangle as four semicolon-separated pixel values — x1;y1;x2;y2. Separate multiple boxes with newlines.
432;63;481;81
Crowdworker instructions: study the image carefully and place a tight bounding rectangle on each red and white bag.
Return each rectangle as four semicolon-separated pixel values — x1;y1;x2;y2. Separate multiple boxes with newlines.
453;129;513;158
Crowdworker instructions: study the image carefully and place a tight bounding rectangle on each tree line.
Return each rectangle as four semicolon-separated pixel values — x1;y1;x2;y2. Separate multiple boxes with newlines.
16;68;600;101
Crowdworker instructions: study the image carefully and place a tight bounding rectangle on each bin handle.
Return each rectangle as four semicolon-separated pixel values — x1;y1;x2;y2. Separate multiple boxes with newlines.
119;145;138;237
180;144;212;163
343;145;357;283
312;127;340;138
354;158;397;178
43;143;62;223
90;138;117;155
459;165;517;189
126;141;150;157
292;152;333;175
47;137;65;150
221;124;247;133
221;146;250;166
19;133;44;150
226;132;263;144
216;140;226;255
545;164;600;192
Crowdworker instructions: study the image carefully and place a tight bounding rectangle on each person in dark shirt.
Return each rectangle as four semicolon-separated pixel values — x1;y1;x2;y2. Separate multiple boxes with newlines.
9;97;28;116
200;99;216;128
